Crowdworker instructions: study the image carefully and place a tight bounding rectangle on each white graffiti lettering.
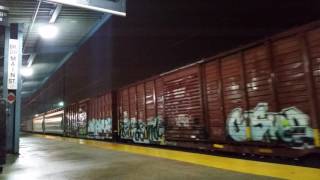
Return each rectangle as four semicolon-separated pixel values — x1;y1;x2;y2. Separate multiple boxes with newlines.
175;114;190;127
227;103;314;149
120;111;165;144
88;118;112;139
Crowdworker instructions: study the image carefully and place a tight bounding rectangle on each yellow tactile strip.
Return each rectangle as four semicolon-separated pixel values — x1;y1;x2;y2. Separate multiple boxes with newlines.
35;134;320;180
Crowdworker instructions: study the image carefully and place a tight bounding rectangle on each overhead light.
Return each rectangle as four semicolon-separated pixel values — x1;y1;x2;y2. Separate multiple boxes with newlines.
38;24;58;39
21;67;33;77
46;0;126;16
35;114;39;117
58;101;64;107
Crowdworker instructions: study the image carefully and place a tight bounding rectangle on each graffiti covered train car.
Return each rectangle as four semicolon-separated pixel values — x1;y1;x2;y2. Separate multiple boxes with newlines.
64;92;117;140
116;21;320;157
28;21;320;157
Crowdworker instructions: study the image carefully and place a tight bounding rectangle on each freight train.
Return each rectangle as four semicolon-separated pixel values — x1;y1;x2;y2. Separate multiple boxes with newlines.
22;21;320;158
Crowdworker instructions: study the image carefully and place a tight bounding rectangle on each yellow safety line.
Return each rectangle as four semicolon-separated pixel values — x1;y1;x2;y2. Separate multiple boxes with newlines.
34;134;320;180
313;129;320;147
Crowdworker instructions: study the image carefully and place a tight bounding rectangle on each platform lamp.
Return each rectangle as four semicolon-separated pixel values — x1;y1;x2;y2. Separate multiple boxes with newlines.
0;5;8;26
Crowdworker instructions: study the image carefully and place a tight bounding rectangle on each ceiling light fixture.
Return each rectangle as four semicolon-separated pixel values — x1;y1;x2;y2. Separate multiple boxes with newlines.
21;67;34;77
58;101;64;107
38;24;58;39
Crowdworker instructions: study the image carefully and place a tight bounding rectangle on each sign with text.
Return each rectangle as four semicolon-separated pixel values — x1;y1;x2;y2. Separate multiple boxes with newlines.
47;0;126;16
7;39;19;90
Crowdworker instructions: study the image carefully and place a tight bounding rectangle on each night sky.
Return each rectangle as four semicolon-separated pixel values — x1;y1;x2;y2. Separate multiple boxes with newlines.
24;0;320;113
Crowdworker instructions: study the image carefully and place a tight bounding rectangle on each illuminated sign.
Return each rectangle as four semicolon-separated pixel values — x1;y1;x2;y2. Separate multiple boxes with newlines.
47;0;126;16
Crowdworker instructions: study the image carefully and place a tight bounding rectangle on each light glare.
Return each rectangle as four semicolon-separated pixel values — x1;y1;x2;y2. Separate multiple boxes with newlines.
58;101;64;107
39;24;58;39
21;67;33;77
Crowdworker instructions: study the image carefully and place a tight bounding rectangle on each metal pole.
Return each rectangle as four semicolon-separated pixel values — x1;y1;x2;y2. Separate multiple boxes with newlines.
23;0;41;51
3;26;12;152
3;23;23;154
13;24;23;154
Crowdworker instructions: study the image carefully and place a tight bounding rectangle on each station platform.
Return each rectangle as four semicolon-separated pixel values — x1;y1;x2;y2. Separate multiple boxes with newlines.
1;134;320;180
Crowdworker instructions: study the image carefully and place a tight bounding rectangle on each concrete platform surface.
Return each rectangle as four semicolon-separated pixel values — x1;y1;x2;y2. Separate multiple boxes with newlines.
0;135;278;180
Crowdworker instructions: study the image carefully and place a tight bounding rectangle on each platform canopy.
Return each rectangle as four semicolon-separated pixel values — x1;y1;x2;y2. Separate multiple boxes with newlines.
0;0;126;98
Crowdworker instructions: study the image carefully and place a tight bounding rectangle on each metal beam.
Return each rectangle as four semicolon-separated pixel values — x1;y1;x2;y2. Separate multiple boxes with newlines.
24;46;76;55
23;0;42;51
49;4;62;24
45;0;126;16
27;53;37;67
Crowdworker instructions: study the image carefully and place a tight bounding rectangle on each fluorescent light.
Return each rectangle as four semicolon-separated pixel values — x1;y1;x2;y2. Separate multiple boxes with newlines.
21;67;33;77
38;24;58;39
58;101;64;107
46;0;126;16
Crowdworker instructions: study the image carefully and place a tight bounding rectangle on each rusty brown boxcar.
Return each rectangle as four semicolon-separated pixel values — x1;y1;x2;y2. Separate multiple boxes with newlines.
117;21;320;157
64;92;115;139
118;77;165;144
87;92;114;139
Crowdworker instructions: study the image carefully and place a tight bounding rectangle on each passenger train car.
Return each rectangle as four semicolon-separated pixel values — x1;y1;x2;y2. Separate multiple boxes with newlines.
24;21;320;158
26;109;64;135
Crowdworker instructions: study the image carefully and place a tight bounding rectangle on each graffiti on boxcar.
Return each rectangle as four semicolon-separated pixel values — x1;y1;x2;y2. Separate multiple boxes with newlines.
120;111;132;139
120;111;165;144
88;118;112;139
78;108;87;136
175;114;191;127
227;103;314;148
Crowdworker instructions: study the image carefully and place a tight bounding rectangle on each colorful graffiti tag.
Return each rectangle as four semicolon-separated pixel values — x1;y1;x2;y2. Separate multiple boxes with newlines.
227;103;314;148
88;118;112;139
120;111;165;144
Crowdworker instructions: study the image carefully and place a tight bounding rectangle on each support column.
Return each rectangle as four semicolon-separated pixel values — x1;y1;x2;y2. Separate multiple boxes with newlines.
3;26;11;152
3;23;23;154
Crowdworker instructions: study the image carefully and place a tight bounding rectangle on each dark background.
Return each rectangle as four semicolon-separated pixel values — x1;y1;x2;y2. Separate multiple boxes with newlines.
22;0;320;119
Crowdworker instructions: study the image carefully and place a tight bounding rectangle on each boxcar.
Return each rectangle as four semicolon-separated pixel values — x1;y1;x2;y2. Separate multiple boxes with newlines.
117;21;320;157
64;92;115;139
29;21;320;157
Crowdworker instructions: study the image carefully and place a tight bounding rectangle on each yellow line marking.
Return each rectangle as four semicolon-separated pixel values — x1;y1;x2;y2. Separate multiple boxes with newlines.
246;126;251;140
34;134;320;180
213;144;224;149
258;148;273;154
313;129;320;147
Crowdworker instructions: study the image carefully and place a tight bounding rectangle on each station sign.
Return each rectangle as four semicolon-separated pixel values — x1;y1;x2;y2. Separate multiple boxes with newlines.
47;0;126;16
7;39;19;90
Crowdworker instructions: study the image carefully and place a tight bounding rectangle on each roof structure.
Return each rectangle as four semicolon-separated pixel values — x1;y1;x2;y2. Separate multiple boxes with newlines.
0;0;120;98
